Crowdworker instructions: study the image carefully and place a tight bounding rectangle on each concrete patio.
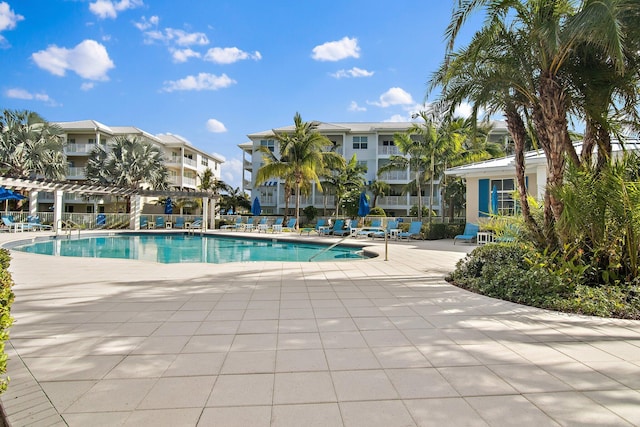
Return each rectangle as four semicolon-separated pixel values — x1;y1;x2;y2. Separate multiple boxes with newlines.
0;231;639;426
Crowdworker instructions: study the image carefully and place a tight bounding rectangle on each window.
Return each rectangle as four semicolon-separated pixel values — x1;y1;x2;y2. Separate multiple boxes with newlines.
490;178;516;215
382;140;395;146
353;136;368;149
68;138;76;144
88;138;95;144
201;158;208;167
260;139;275;152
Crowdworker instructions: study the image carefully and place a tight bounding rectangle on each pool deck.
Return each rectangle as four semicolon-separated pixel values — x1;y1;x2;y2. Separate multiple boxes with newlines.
1;229;639;426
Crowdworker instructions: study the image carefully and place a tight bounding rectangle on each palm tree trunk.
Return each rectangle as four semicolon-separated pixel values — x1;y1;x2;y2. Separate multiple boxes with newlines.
416;169;423;221
428;150;434;226
295;182;300;230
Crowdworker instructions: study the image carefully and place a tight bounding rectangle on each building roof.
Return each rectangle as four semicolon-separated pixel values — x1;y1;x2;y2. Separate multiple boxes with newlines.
446;140;640;177
54;120;114;134
247;122;415;138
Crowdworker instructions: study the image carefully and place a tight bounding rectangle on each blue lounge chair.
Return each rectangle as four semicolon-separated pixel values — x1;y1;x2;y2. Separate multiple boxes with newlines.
372;220;398;239
221;216;242;230
356;218;383;238
256;217;269;232
174;217;185;229
27;216;52;231
154;216;165;229
453;223;480;245
187;218;203;229
140;216;149;229
2;216;31;232
270;217;284;233
328;219;345;236
314;218;327;232
282;218;297;232
398;221;423;240
333;219;353;237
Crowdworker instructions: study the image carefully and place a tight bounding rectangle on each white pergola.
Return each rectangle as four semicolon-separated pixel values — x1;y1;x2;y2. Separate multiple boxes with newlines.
0;176;218;232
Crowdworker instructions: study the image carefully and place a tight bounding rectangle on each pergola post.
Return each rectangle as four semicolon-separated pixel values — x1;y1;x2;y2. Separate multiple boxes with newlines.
53;190;63;232
29;191;38;219
130;195;141;230
202;197;209;230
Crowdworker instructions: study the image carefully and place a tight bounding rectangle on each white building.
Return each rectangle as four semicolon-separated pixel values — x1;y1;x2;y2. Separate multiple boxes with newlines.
241;121;509;217
43;120;223;213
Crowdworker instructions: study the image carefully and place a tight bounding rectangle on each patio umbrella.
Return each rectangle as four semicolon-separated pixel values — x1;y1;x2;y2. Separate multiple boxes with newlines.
357;191;370;218
491;185;498;215
164;197;173;215
0;188;26;214
251;196;261;216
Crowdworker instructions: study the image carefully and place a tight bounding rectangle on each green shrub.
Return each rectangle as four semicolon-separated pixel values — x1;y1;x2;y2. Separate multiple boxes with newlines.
368;207;386;217
303;206;318;222
0;249;14;393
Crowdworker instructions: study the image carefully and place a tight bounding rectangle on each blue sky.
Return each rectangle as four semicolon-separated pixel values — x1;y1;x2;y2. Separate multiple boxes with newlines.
0;0;482;189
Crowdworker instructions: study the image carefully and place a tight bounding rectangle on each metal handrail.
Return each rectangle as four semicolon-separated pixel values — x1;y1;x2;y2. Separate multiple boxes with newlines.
57;219;82;239
308;226;388;262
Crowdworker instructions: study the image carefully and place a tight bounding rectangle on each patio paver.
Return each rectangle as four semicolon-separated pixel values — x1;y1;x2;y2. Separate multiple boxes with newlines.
0;231;639;426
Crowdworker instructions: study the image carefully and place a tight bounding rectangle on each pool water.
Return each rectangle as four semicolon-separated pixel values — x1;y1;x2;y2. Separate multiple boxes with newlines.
12;233;367;264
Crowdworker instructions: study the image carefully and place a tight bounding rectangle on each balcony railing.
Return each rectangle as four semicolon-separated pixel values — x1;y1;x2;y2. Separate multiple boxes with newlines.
409;196;440;207
65;143;98;155
378;170;408;181
377;196;406;207
182;177;196;187
183;157;197;168
378;146;400;155
67;167;86;179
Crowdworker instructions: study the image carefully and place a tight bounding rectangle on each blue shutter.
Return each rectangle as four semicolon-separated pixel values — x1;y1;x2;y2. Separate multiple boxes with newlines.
479;179;490;217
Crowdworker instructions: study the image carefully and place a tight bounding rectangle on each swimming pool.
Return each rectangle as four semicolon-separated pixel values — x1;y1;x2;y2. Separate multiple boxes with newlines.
10;233;370;263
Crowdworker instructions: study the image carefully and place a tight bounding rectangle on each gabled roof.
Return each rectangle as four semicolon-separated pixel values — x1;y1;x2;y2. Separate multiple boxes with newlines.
55;120;114;134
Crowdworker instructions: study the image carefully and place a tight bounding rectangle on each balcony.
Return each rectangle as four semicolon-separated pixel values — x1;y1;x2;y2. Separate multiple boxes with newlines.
377;196;406;207
182;176;196;187
243;159;253;171
378;170;408;181
409;196;440;207
378;146;400;156
67;167;86;179
65;143;98;155
183;157;197;168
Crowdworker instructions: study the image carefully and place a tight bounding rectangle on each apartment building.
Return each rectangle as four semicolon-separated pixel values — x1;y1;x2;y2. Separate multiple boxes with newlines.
41;120;223;213
241;121;508;217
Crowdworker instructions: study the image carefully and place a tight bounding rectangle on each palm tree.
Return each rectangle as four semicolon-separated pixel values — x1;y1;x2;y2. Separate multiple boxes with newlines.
445;0;638;233
86;136;168;190
0;109;66;179
86;136;168;213
368;180;390;208
322;154;366;217
255;112;344;229
219;187;251;215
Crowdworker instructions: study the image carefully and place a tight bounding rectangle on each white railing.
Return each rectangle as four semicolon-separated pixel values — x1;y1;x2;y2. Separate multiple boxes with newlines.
167;175;179;185
378;170;408;181
65;143;98;154
377;196;406;207
182;176;197;187
378;146;400;155
183;157;197;168
409;196;440;206
67;167;86;179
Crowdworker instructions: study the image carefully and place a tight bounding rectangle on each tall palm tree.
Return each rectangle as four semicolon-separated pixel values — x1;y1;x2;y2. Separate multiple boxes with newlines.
255;112;344;229
219;187;251;215
321;154;366;217
445;0;637;230
0;109;66;179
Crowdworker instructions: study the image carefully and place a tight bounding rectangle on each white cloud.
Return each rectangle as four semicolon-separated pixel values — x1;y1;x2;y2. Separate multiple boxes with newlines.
0;2;23;32
134;15;158;31
368;87;414;107
145;27;209;46
331;67;374;79
206;118;227;133
453;102;473;119
221;157;242;189
311;36;360;62
6;88;57;105
162;72;236;92
384;114;410;123
89;0;143;19
348;101;366;112
171;48;201;63
81;82;95;91
32;39;115;81
204;47;261;64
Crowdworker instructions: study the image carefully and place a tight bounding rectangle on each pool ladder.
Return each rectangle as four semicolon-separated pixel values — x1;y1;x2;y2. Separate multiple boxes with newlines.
308;227;388;262
56;219;82;239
